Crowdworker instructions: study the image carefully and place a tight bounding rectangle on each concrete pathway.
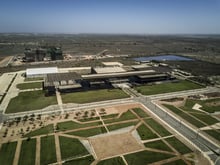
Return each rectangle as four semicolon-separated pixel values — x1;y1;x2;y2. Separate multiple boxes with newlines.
56;90;64;114
13;140;22;165
35;137;41;165
54;134;62;165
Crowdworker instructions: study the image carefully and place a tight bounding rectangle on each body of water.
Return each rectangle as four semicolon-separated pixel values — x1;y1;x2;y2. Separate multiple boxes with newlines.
134;55;194;62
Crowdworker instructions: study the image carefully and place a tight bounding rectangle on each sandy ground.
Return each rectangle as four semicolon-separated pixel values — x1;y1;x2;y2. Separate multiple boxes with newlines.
89;132;143;159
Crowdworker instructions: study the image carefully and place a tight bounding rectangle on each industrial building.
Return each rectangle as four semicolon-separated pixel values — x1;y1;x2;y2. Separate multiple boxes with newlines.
41;64;173;94
24;46;63;62
26;67;58;78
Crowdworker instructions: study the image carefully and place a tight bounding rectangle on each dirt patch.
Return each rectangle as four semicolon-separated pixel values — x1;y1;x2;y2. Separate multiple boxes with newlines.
89;132;143;159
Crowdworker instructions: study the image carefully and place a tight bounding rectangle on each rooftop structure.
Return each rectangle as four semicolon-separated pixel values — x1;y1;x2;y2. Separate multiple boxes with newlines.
102;62;123;67
132;64;151;70
26;67;58;78
92;67;126;74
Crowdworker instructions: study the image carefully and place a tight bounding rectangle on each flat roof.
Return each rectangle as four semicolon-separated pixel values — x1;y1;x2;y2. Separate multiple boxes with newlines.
102;62;123;67
93;67;126;74
82;70;156;79
132;64;151;69
137;73;167;79
26;67;58;76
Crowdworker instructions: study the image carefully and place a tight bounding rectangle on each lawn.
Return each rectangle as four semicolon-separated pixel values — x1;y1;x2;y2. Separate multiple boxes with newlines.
67;127;107;137
189;113;218;125
135;80;202;95
101;113;119;119
107;121;139;131
40;135;57;165
57;120;102;131
145;118;171;137
59;136;89;160
204;129;220;142
136;124;158;140
97;157;125;165
183;98;220;113
61;89;129;104
16;82;42;90
144;140;173;152
124;150;174;165
18;139;36;165
6;90;57;113
163;104;206;128
24;124;54;137
24;77;43;81
104;110;137;124
164;159;187;165
166;137;192;154
63;155;94;165
0;142;17;165
132;108;149;118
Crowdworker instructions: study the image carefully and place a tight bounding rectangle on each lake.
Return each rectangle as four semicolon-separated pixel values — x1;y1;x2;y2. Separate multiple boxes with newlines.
134;55;194;62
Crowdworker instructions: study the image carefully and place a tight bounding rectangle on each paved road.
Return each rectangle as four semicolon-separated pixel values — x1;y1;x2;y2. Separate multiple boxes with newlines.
135;97;220;164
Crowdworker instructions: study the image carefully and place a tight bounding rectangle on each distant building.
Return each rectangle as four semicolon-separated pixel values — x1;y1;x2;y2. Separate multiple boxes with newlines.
24;47;63;62
26;67;58;78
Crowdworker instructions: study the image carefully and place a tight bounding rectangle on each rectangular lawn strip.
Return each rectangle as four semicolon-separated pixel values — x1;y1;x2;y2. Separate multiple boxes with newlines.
66;127;107;137
40;135;57;165
124;150;174;165
59;136;89;160
0;141;17;165
163;104;206;128
97;156;126;165
135;80;202;95
24;124;54;137
63;155;94;165
107;121;139;131
137;124;158;140
104;110;137;124
101;113;119;119
6;90;57;113
61;89;129;104
132;108;149;118
189;113;219;125
16;82;42;90
25;77;43;81
57;120;102;131
144;118;171;136
184;98;220;113
163;159;187;165
204;129;220;142
18;139;36;165
165;137;192;154
78;116;100;122
144;140;173;152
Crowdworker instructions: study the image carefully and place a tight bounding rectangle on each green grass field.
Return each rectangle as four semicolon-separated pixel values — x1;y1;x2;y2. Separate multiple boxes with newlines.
101;113;119;119
40;135;57;165
24;124;54;137
164;159;187;165
189;113;218;125
204;129;220;142
61;89;129;104
0;142;17;165
97;157;125;165
24;77;43;82
163;104;206;128
104;110;137;124
59;136;89;160
183;98;220;113
137;124;158;140
18;139;36;165
135;80;202;95
67;127;107;137
145;118;171;137
107;121;139;131
63;155;94;165
16;82;42;90
132;108;149;118
124;150;174;165
144;140;173;152
166;137;192;154
57;121;102;131
6;90;57;113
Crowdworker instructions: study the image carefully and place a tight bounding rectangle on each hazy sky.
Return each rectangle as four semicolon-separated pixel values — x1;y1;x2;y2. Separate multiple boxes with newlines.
0;0;220;34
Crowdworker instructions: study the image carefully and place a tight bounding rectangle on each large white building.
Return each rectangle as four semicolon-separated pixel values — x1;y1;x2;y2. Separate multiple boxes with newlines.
26;67;58;78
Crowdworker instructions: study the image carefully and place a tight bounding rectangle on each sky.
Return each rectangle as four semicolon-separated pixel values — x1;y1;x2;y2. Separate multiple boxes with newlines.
0;0;220;34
